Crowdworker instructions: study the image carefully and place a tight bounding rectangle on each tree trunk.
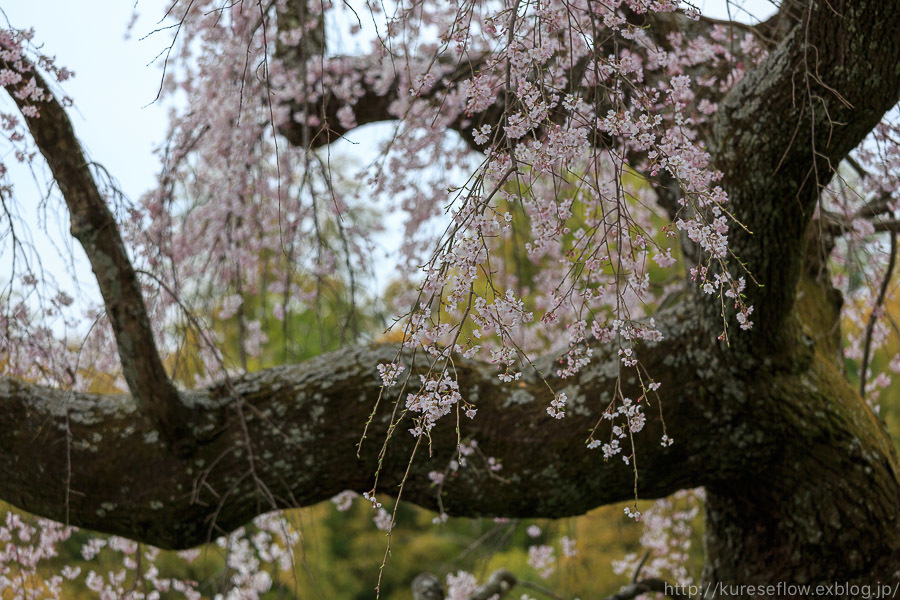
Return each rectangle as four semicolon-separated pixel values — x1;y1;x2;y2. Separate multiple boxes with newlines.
699;277;900;593
702;375;900;593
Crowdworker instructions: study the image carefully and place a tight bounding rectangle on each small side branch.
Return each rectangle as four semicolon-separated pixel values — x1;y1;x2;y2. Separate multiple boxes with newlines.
860;232;898;397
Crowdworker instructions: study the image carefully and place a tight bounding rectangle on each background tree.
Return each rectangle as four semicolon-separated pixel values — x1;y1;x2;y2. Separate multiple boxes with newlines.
1;0;900;597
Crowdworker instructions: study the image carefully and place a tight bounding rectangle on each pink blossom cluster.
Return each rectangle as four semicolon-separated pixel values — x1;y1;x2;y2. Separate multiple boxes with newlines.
0;511;204;600
406;371;465;436
613;488;703;585
527;544;555;578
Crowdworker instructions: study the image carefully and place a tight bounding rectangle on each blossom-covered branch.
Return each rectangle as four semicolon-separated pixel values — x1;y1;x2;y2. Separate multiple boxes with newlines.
276;10;748;154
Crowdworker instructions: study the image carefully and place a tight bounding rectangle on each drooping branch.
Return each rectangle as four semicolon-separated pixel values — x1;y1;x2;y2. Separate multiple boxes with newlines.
273;1;900;350
0;58;187;439
859;231;897;397
0;306;751;549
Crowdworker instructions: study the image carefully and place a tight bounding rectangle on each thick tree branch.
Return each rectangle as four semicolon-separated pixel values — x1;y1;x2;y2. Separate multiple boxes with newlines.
709;0;900;348
1;59;187;439
0;307;753;549
3;292;895;569
278;53;501;151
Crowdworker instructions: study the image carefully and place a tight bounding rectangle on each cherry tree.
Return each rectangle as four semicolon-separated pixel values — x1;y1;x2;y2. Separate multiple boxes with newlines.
1;0;900;597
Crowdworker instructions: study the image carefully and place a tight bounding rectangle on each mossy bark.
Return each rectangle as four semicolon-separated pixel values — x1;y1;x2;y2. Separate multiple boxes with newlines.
703;348;900;587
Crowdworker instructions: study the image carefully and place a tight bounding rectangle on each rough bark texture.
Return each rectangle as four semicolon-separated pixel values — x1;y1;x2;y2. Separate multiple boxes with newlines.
711;0;900;349
3;0;900;596
1;308;719;549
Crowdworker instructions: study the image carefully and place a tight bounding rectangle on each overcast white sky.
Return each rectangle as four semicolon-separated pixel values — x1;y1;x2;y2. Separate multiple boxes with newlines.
2;0;172;201
1;0;776;307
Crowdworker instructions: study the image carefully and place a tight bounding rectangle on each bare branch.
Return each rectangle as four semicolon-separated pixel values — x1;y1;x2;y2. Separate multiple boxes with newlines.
0;56;188;440
860;232;898;397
